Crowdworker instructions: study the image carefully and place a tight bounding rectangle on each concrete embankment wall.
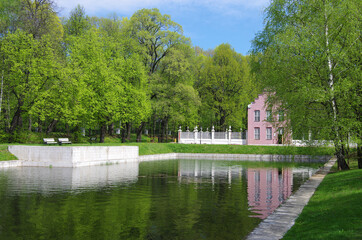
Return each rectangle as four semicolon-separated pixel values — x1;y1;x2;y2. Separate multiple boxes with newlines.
139;153;330;163
8;146;139;168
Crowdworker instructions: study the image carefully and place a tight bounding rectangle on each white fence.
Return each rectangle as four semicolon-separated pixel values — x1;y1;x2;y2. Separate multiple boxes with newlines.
178;126;247;145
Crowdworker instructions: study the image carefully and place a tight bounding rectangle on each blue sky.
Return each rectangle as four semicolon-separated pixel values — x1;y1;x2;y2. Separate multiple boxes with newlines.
56;0;270;55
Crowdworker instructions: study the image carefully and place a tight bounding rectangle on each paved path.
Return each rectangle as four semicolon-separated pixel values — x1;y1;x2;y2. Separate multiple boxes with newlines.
246;157;337;240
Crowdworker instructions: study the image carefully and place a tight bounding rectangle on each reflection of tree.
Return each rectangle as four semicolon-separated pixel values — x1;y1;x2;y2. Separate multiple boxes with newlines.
0;161;313;239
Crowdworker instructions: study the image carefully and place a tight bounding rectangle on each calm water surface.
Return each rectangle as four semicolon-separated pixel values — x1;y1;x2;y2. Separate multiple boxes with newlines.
0;160;317;240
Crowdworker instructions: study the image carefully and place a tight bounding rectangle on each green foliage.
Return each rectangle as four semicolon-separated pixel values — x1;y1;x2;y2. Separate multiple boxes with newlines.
251;0;361;169
124;8;189;74
150;44;201;133
63;5;90;37
1;30;57;134
197;44;257;130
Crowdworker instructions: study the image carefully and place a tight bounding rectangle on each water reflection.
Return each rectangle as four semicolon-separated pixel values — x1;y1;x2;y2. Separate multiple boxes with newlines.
0;159;316;240
0;162;139;194
176;160;315;219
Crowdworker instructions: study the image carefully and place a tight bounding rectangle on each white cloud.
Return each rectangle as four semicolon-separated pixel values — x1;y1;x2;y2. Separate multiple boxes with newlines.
56;0;270;17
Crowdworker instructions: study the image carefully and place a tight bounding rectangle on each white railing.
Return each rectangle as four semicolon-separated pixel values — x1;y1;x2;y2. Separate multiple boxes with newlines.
178;126;247;145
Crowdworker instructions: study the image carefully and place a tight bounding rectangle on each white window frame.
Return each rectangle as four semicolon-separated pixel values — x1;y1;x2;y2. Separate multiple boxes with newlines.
266;127;272;140
254;110;260;122
278;128;284;135
254;127;260;140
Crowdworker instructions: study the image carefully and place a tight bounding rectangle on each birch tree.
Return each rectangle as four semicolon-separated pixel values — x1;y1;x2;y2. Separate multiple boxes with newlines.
251;0;361;169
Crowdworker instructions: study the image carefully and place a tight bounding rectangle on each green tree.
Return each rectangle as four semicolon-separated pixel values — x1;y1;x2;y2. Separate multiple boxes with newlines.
251;0;361;169
0;30;57;136
65;27;148;143
63;4;90;37
124;8;190;141
150;44;200;142
197;44;256;131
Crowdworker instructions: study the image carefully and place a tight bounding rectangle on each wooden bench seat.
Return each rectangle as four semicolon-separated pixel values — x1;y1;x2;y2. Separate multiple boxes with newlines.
43;138;57;144
58;138;72;145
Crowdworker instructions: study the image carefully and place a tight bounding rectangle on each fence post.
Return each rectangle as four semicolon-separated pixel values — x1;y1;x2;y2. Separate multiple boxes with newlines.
200;127;203;144
194;126;198;144
178;126;182;143
211;126;215;144
228;126;232;144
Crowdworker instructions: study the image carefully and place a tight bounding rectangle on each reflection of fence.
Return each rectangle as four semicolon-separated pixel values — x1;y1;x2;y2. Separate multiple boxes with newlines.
178;126;247;145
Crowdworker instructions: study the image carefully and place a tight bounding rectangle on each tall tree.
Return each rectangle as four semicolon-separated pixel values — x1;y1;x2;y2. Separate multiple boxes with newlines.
124;8;189;141
151;44;200;142
251;0;361;169
197;44;256;131
0;30;57;135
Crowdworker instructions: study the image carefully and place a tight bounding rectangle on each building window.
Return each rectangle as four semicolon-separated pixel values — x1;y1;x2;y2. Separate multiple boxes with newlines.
266;127;272;140
254;127;260;140
278;111;284;121
266;110;272;122
254;110;260;122
278;128;284;135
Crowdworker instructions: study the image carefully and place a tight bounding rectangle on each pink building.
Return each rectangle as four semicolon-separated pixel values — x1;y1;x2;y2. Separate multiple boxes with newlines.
247;93;289;145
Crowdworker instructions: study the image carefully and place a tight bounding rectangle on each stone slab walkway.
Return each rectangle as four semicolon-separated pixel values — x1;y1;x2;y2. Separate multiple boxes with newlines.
246;157;337;240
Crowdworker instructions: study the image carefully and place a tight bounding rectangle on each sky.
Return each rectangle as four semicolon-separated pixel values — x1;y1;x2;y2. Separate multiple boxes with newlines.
55;0;270;55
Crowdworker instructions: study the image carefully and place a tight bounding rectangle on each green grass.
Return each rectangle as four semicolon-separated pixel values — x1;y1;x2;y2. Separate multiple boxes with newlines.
0;144;17;161
68;142;333;156
0;142;333;161
283;157;362;240
121;143;334;156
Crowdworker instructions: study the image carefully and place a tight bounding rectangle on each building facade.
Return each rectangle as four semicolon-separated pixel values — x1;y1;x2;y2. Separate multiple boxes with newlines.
247;93;289;145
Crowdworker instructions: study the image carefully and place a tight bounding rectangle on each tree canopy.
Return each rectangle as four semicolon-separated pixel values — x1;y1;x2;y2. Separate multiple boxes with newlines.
251;0;361;169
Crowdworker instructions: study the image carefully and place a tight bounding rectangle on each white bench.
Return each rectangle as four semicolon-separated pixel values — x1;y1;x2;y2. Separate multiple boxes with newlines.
58;138;72;145
43;138;57;144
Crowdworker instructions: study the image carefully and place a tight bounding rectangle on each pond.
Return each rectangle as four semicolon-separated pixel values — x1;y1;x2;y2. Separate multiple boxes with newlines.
0;160;318;240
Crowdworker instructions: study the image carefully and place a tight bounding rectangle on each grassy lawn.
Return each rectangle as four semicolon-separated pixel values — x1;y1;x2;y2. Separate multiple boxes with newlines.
0;142;333;161
0;144;18;161
283;157;362;240
69;142;334;156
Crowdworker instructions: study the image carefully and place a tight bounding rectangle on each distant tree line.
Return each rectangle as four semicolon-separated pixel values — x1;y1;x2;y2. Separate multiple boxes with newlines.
0;0;259;143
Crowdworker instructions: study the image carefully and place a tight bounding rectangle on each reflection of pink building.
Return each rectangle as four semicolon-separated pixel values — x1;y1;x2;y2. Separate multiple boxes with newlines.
247;168;292;219
247;93;290;145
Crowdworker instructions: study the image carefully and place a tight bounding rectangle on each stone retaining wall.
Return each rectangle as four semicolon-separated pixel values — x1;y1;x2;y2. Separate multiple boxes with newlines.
8;146;139;168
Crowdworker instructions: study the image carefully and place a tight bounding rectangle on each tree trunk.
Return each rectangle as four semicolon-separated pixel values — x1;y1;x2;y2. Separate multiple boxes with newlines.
324;6;348;170
358;144;362;169
28;116;32;131
100;124;106;143
335;142;350;170
10;107;22;133
65;124;69;136
121;125;126;143
46;119;58;134
0;69;4;119
126;122;132;141
108;123;114;136
136;122;145;142
160;118;169;143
